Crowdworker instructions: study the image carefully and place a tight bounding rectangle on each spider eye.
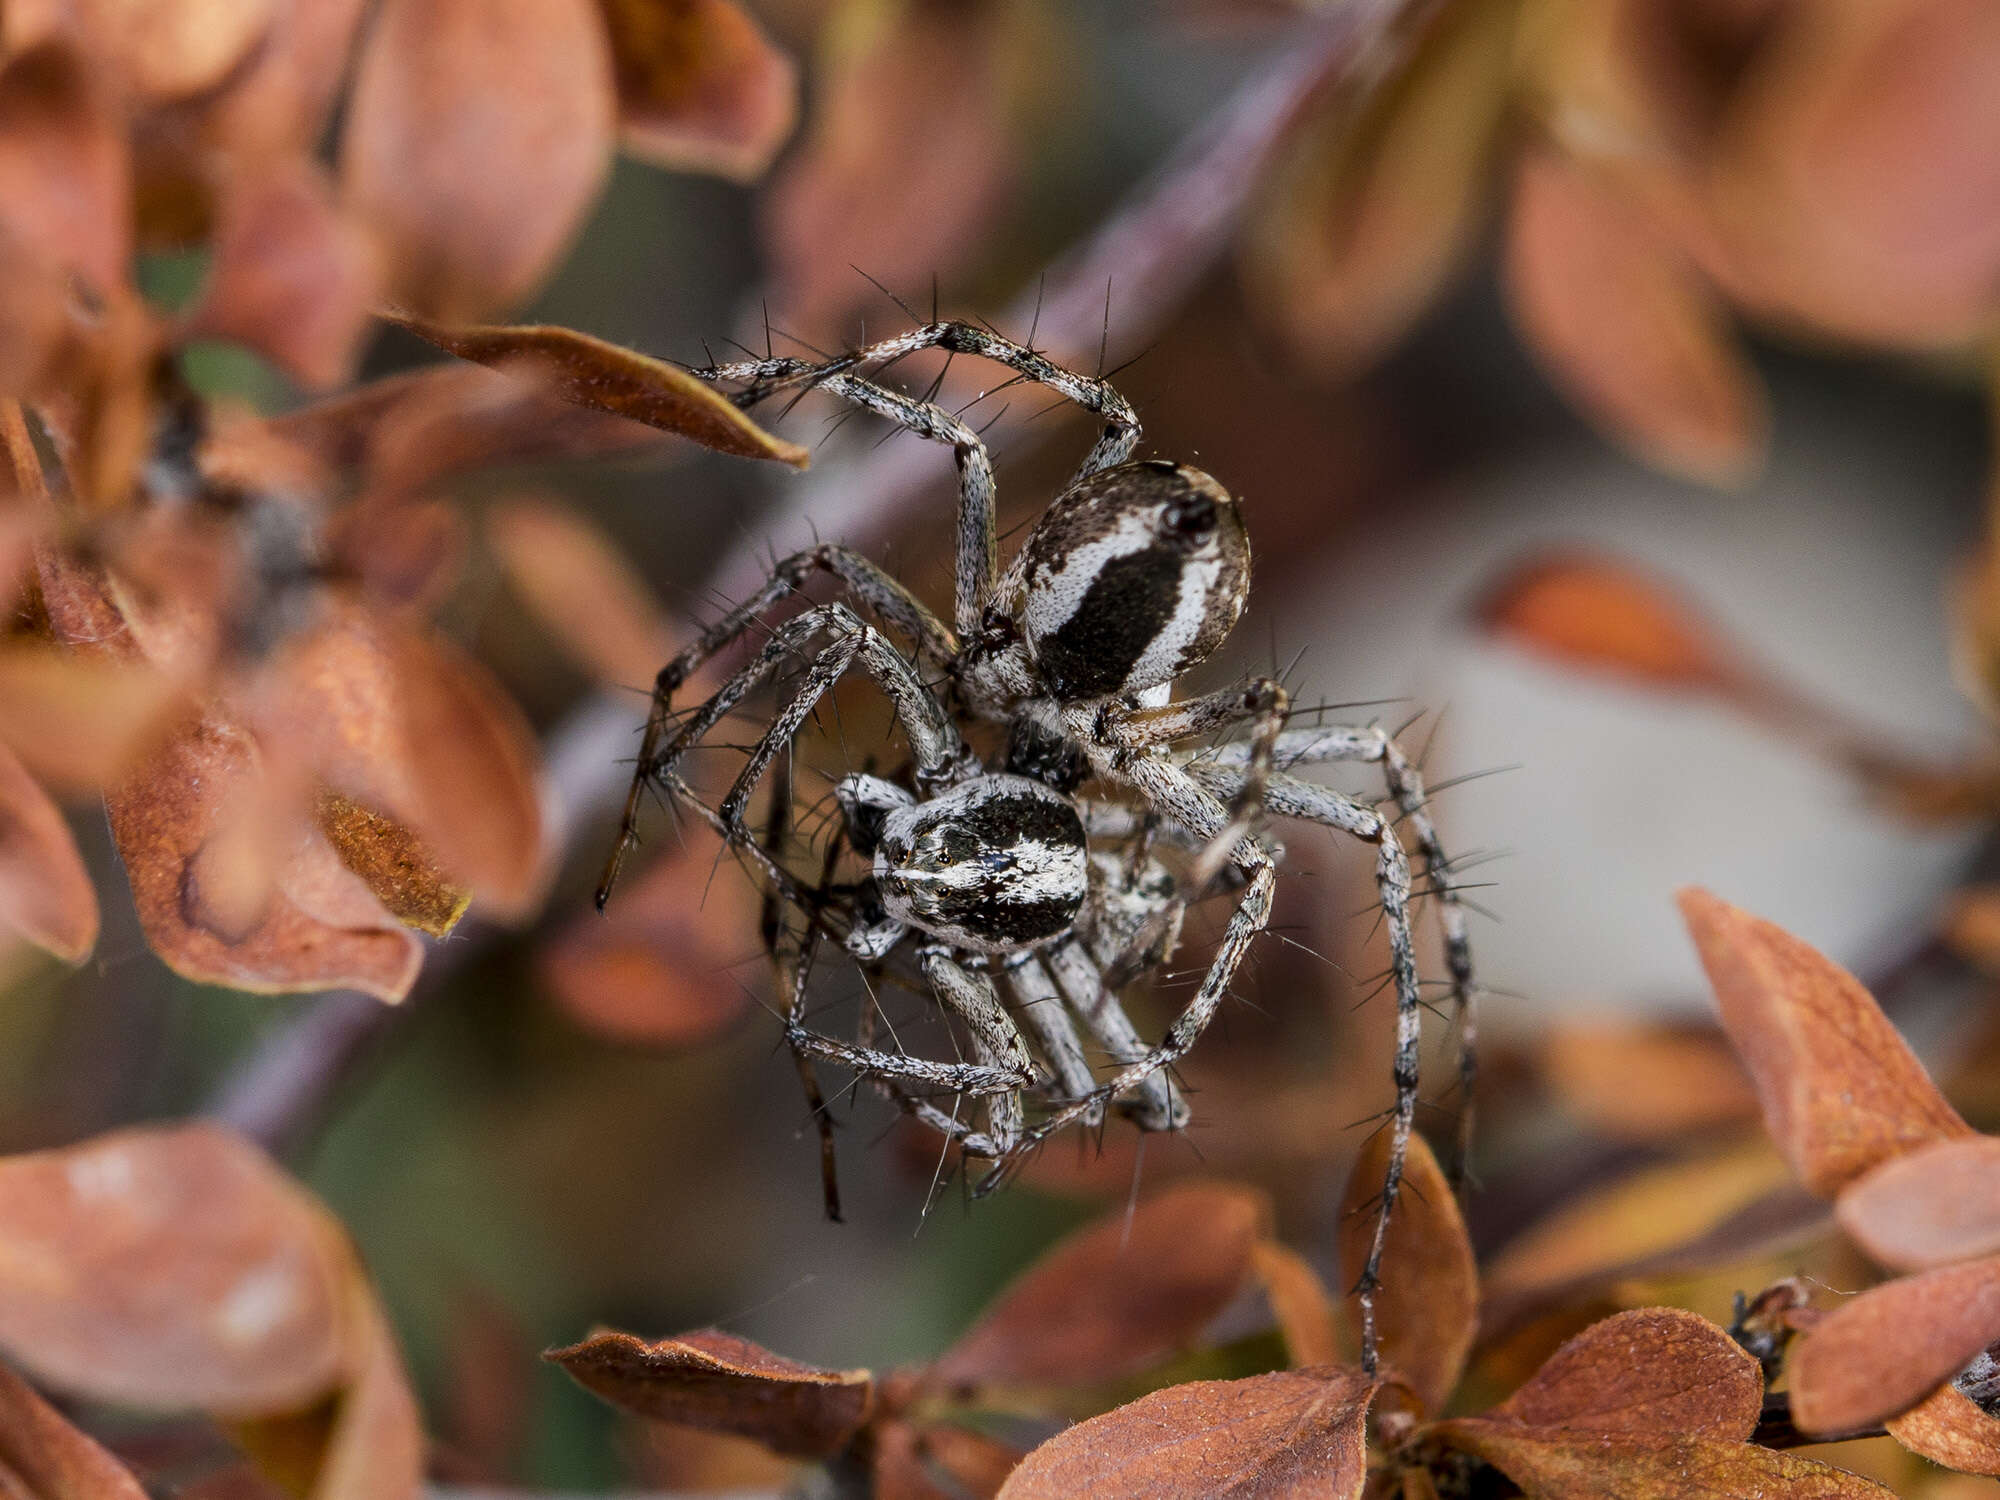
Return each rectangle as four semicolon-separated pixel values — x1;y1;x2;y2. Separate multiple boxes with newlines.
1162;494;1217;538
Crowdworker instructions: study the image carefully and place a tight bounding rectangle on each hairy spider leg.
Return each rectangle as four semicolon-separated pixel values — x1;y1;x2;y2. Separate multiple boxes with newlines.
853;977;1006;1159
1203;724;1481;1186
769;769;844;1223
921;949;1038;1154
1001;956;1103;1127
1041;935;1184;1132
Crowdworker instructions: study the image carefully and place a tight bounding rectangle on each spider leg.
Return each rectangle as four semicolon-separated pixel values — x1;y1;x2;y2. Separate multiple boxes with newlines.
1001;955;1102;1128
768;769;843;1223
855;977;1002;1158
1042;936;1183;1132
920;949;1036;1156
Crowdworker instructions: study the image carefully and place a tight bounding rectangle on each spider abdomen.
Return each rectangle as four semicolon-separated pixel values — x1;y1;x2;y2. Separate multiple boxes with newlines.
874;775;1087;954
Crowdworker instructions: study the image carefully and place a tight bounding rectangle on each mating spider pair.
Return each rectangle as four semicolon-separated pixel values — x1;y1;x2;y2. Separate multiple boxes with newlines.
597;319;1480;1363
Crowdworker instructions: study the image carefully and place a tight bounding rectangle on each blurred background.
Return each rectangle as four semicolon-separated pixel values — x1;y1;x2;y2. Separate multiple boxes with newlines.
9;0;2000;1488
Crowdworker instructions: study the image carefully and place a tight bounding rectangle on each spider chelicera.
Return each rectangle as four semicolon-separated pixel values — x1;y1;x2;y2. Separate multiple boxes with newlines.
597;320;1480;1366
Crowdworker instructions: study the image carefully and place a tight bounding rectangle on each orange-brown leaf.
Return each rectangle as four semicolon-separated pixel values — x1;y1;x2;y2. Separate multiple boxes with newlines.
0;1357;148;1498
929;1182;1269;1394
187;160;381;390
1338;1131;1475;1415
1836;1135;2000;1272
0;739;96;962
1506;144;1765;486
1885;1381;2000;1477
316;792;471;939
1539;1022;1759;1141
1679;889;1971;1196
487;495;671;688
547;1328;873;1459
603;0;798;180
1476;553;1748;694
390;316;809;467
1486;1308;1762;1440
996;1367;1374;1500
0;42;129;294
1251;1241;1347;1369
81;0;274;102
342;0;615;319
1789;1255;2000;1435
1432;1423;1895;1498
0;1124;348;1414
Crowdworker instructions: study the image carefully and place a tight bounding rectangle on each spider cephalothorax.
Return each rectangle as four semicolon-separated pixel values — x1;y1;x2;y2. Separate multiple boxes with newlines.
598;319;1483;1371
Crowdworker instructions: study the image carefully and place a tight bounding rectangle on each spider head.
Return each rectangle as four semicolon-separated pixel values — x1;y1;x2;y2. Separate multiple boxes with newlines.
864;774;1087;955
1018;460;1250;701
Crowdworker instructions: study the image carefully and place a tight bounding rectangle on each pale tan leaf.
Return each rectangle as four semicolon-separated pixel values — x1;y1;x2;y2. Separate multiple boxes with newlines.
86;0;274;102
1836;1136;2000;1272
1251;1241;1347;1369
1540;1022;1759;1141
0;1357;148;1498
0;739;96;962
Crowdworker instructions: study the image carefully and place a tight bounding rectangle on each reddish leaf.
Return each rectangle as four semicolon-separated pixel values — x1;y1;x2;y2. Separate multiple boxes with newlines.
0;42;130;293
1539;1022;1758;1141
83;0;274;103
996;1367;1374;1500
1789;1255;2000;1435
342;0;615;319
1252;1241;1347;1369
1678;888;1971;1196
1242;0;1519;376
487;495;671;688
602;0;798;179
0;1124;348;1414
929;1182;1269;1394
0;1357;148;1498
1506;143;1765;486
1486;1308;1762;1440
1885;1381;2000;1477
390;316;810;467
537;838;755;1045
0;739;97;962
1432;1423;1895;1498
1338;1130;1476;1415
547;1328;873;1459
873;1420;1019;1500
186;160;382;390
1836;1135;2000;1272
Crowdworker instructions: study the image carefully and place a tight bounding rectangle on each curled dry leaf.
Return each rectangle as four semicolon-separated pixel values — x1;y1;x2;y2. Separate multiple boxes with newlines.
0;739;97;962
1337;1130;1475;1416
1505;143;1765;486
547;1328;873;1459
1788;1254;2000;1435
487;495;671;688
186;160;382;390
1484;1308;1762;1440
1539;1022;1759;1141
927;1181;1269;1394
0;1357;148;1498
342;0;615;320
1884;1382;2000;1478
537;837;756;1045
1241;0;1520;377
996;1366;1375;1500
1679;888;1972;1196
1475;553;1747;695
1430;1423;1896;1499
1836;1135;2000;1272
0;41;130;294
0;1124;348;1414
1251;1241;1347;1369
603;0;799;179
390;316;810;467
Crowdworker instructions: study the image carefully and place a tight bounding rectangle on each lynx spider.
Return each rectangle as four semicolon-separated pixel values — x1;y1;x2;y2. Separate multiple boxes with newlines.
598;320;1481;1368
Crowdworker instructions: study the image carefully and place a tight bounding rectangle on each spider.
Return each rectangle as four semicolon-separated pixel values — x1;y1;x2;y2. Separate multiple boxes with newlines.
597;319;1480;1368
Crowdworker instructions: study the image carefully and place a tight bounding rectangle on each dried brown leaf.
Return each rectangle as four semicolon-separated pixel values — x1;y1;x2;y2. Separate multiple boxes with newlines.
929;1182;1269;1394
1943;884;2000;973
0;1124;348;1414
342;0;615;319
603;0;799;179
186;160;381;390
547;1328;873;1459
391;316;810;467
1506;143;1765;486
1679;889;1972;1195
1486;1308;1762;1440
1836;1136;2000;1272
1432;1422;1896;1499
487;495;670;688
1885;1381;2000;1477
1789;1255;2000;1435
1338;1131;1475;1415
537;838;755;1045
0;1356;148;1498
1242;0;1520;376
1540;1022;1759;1141
0;739;96;962
88;0;274;102
873;1420;1020;1500
0;42;130;294
316;791;471;939
996;1366;1374;1500
0;643;184;793
1252;1241;1347;1369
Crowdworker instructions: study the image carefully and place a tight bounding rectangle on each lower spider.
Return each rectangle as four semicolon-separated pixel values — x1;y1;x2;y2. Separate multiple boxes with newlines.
599;318;1481;1368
